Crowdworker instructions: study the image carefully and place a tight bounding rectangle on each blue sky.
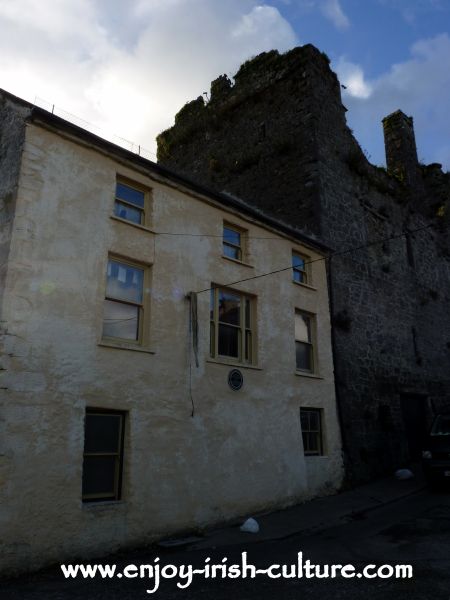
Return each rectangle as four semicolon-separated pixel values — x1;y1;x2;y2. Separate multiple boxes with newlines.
0;0;448;169
273;0;450;167
278;0;449;75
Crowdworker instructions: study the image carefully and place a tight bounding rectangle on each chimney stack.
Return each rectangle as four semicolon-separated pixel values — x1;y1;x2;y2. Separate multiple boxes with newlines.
382;110;419;186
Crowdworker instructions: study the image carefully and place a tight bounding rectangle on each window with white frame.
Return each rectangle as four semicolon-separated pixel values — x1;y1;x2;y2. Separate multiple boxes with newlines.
295;311;315;372
292;251;310;285
102;257;148;344
210;286;254;363
114;179;150;226
223;223;246;262
300;408;323;456
82;409;125;502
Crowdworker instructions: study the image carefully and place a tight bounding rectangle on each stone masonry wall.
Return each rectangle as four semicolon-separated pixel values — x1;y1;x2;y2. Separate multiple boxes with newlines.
0;94;32;476
157;46;327;237
0;93;31;313
158;44;450;483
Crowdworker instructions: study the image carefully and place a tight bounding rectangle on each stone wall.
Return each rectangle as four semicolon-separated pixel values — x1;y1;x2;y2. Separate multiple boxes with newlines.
157;46;328;237
0;92;31;313
0;94;32;491
158;44;450;482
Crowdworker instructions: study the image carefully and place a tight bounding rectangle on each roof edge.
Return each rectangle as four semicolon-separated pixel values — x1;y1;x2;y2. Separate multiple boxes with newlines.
0;88;331;254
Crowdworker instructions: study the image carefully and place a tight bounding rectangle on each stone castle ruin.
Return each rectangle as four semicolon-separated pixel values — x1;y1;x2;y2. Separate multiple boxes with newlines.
157;44;450;482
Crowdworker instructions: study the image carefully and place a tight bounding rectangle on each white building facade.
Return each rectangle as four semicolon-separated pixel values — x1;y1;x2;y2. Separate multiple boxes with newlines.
0;92;344;574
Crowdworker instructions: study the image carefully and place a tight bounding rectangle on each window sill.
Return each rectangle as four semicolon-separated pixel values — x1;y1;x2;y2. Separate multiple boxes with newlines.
98;341;155;354
221;255;254;268
82;500;126;510
304;454;328;458
295;370;323;380
110;215;155;233
292;280;317;291
206;358;263;371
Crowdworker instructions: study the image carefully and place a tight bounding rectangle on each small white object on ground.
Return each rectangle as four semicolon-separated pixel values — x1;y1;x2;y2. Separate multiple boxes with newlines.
240;517;260;533
395;468;414;480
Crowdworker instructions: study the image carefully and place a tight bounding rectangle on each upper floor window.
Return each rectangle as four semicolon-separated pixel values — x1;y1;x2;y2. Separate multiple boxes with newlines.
292;252;310;285
114;180;149;226
223;223;246;262
210;286;254;364
295;311;315;373
102;257;147;344
82;408;125;502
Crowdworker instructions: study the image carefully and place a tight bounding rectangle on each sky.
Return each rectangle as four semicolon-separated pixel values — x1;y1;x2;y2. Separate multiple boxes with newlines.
0;0;449;169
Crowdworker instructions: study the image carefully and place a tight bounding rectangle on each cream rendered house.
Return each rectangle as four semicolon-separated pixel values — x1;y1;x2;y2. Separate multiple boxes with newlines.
0;90;343;574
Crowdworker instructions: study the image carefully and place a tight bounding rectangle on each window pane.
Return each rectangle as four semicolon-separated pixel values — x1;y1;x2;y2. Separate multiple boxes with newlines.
308;410;320;431
106;260;144;304
292;254;305;270
306;432;319;454
295;313;311;342
114;201;142;224
103;300;139;340
300;411;310;431
293;269;306;284
82;455;117;497
84;414;121;453
296;341;312;371
301;409;322;455
116;182;145;208
293;253;308;283
218;291;240;325
223;243;241;260
223;227;241;247
218;323;239;357
302;431;309;452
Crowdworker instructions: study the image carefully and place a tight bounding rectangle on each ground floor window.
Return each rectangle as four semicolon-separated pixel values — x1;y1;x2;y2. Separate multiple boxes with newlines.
300;408;323;456
82;409;125;502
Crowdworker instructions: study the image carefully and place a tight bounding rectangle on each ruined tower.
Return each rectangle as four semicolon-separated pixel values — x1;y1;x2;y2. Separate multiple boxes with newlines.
383;110;420;186
157;45;350;238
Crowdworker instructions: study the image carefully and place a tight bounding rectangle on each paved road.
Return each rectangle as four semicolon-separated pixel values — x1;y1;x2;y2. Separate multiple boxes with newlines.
2;487;450;599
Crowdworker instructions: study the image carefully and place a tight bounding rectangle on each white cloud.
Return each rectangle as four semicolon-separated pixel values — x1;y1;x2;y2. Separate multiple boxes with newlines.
335;34;450;168
0;1;448;172
286;0;350;29
0;0;96;39
133;0;186;15
232;5;297;44
320;0;350;30
0;0;298;157
335;58;372;98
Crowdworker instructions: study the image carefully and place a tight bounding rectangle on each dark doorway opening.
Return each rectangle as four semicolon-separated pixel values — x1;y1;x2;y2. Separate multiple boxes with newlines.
400;393;428;461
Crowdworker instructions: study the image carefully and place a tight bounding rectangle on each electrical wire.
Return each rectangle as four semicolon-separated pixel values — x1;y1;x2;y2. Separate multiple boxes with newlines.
195;221;445;294
154;231;289;240
149;217;444;243
102;219;447;322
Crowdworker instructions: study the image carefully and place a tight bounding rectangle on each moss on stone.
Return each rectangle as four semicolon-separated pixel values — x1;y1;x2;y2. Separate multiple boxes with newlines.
174;97;205;126
234;50;281;82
